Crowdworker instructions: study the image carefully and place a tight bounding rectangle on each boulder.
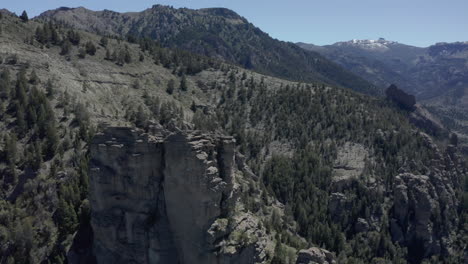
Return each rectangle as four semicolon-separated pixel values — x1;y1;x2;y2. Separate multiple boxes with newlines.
296;247;336;264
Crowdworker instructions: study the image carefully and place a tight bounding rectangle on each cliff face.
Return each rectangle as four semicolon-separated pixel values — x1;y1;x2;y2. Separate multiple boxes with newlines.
88;127;277;264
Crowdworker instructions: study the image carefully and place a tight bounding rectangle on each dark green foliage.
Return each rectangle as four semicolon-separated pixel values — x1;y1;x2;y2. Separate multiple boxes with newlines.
20;10;28;22
56;7;378;95
0;57;92;263
5;134;17;166
29;69;39;84
85;41;96;55
132;79;141;89
216;76;440;262
46;79;54;98
179;75;188;91
35;22;59;45
99;36;108;47
44;122;58;159
0;69;11;99
60;40;72;55
78;48;86;59
67;30;81;45
135;105;148;128
137;37;219;75
105;48;112;60
166;79;175;94
55;197;78;239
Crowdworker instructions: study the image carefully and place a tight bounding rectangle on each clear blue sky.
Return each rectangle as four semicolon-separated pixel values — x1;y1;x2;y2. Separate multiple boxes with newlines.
2;0;467;47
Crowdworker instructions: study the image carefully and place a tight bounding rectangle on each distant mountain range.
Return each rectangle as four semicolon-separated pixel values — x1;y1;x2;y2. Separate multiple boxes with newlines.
298;39;468;146
37;6;378;95
297;38;468;100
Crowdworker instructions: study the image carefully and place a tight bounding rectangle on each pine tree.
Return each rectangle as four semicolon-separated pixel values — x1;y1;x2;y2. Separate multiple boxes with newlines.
100;36;108;47
85;41;96;55
6;134;17;166
46;79;54;98
60;40;71;55
20;11;28;22
124;48;132;64
6;135;18;184
179;75;188;91
105;48;111;60
0;69;11;99
78;48;86;59
67;30;80;45
135;105;148;128
166;79;175;94
44;121;58;159
29;69;39;84
16;105;27;136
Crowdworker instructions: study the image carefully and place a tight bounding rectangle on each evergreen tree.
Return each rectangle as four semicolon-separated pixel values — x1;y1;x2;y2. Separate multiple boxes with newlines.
67;30;80;45
20;10;28;22
85;41;96;55
29;69;39;84
0;69;11;99
100;36;108;47
16;105;27;136
166;79;175;94
60;40;72;55
46;79;54;98
78;48;86;59
124;48;132;64
135;105;148;128
105;48;111;60
44;121;58;159
5;134;18;184
179;75;188;91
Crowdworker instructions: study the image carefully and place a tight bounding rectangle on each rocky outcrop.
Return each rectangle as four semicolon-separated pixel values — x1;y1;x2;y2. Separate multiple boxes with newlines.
390;134;464;263
386;84;416;110
391;172;458;262
295;247;336;264
409;104;448;137
88;127;278;264
331;142;370;192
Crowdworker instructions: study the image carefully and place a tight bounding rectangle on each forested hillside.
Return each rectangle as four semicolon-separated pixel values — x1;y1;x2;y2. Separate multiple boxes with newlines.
37;6;379;96
0;9;466;264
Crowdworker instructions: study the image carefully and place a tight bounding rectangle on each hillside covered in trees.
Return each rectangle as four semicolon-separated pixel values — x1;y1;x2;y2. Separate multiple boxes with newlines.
0;8;466;264
37;5;379;96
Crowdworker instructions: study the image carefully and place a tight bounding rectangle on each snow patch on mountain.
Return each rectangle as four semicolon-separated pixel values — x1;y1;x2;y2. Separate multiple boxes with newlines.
334;38;398;52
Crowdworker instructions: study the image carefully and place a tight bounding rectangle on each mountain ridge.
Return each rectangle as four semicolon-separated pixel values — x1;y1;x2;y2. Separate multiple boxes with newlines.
36;5;380;96
0;8;466;264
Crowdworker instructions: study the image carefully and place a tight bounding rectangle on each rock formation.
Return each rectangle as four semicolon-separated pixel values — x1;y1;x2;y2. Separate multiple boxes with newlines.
295;247;336;264
386;84;416;110
88;127;280;264
390;133;463;263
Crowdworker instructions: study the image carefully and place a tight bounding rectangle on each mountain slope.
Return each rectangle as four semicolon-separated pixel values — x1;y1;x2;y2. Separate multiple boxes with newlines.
0;10;466;264
37;6;380;96
298;39;468;152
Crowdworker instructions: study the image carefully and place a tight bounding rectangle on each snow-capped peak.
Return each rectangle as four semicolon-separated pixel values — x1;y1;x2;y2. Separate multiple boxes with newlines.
335;38;398;51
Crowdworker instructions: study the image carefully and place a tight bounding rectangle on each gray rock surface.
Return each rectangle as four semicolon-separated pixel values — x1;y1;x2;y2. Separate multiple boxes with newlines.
391;171;459;260
295;247;336;264
331;142;369;191
89;127;278;264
